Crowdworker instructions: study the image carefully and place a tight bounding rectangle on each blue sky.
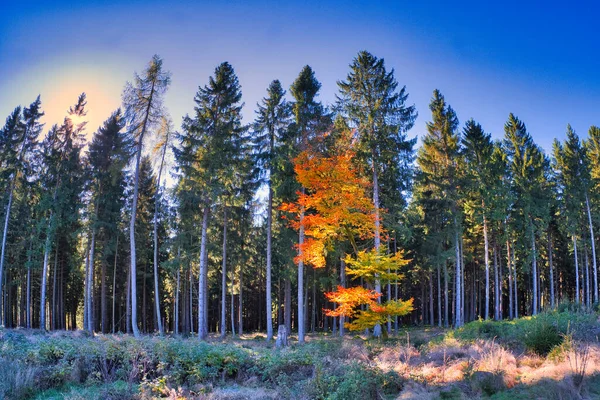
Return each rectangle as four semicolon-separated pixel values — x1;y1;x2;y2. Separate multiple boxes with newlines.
1;0;599;152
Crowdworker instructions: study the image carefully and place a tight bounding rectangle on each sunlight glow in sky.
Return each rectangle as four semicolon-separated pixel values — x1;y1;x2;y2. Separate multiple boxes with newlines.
1;1;599;152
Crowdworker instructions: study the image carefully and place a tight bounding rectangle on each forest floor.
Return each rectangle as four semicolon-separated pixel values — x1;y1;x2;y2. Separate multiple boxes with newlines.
2;307;600;399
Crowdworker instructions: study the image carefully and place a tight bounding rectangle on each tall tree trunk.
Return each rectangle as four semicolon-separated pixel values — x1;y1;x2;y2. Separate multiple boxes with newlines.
372;152;382;337
512;244;518;319
231;267;236;336
444;260;449;327
153;132;168;337
198;205;210;339
548;231;555;309
531;223;538;315
175;249;180;335
339;258;345;337
40;216;54;331
126;261;131;334
454;222;462;327
129;79;155;338
266;179;274;341
0;185;14;327
298;195;306;343
311;267;316;333
574;236;580;304
238;263;243;336
507;240;513;319
51;247;58;330
586;195;598;304
26;238;32;329
284;276;291;334
437;264;442;327
220;205;228;338
88;227;96;333
483;211;490;320
585;247;591;308
112;235;118;334
429;271;434;326
494;243;499;320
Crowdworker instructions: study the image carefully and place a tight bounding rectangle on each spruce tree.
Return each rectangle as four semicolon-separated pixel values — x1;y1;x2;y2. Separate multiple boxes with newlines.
252;80;291;341
337;51;417;335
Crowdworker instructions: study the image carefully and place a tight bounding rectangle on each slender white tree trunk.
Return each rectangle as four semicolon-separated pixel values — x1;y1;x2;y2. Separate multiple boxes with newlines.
507;240;513;319
220;205;228;338
0;188;14;327
454;224;462;327
266;182;273;340
298;200;305;343
483;211;490;320
152;144;168;336
586;195;598;303
512;244;518;319
198;205;209;339
372;155;382;337
129;138;144;338
175;250;180;335
112;235;118;333
88;227;96;333
494;243;500;320
574;236;580;304
531;224;538;315
548;232;555;309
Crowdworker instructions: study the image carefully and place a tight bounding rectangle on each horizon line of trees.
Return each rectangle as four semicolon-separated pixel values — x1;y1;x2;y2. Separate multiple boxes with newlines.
0;51;598;338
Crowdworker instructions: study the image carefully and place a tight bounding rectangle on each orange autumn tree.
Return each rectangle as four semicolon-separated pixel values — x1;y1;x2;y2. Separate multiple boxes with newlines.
281;129;413;334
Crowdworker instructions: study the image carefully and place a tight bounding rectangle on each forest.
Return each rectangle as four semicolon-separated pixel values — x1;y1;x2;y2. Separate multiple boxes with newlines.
2;51;600;399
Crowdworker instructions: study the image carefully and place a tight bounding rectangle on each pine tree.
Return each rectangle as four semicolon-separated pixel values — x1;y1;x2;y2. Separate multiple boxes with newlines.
87;109;131;333
337;51;417;335
417;90;462;326
252;80;291;341
289;65;329;343
504;114;550;315
122;55;171;337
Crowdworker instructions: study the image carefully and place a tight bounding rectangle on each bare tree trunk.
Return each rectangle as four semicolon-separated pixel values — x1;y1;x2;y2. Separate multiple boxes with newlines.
444;260;449;327
437;264;442;327
197;205;209;339
586;195;598;303
231;267;236;337
126;261;131;334
52;247;58;330
0;186;14;327
429;270;434;326
238;264;243;336
574;236;580;304
512;243;518;319
112;235;118;333
298;195;306;343
220;205;228;338
531;224;538;315
585;246;591;308
372;153;382;337
266;180;274;341
311;267;316;334
494;243;500;320
507;240;513;319
548;231;555;309
454;223;462;327
284;276;291;334
26;239;32;329
175;249;180;335
88;227;96;333
338;258;345;337
483;211;490;319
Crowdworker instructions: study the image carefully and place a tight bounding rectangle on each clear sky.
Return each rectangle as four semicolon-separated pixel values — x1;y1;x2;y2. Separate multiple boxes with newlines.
1;0;599;152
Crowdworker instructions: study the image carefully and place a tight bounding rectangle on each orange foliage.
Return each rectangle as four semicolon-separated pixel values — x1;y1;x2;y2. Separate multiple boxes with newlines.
280;131;375;268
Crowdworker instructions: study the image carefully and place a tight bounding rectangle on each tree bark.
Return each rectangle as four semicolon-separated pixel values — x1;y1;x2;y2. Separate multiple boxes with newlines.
531;223;538;315
586;195;598;304
298;194;306;343
483;211;490;319
220;205;228;338
372;152;382;337
198;205;209;339
454;222;462;327
112;235;118;333
266;177;274;341
175;248;180;335
574;236;580;304
548;231;555;309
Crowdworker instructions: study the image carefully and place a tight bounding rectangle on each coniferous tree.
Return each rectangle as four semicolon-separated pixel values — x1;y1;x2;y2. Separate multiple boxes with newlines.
253;80;291;341
289;65;329;343
122;55;171;337
337;51;417;335
417;90;462;326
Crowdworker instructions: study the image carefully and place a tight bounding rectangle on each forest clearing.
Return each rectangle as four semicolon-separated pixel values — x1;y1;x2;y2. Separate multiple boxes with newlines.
2;307;600;399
